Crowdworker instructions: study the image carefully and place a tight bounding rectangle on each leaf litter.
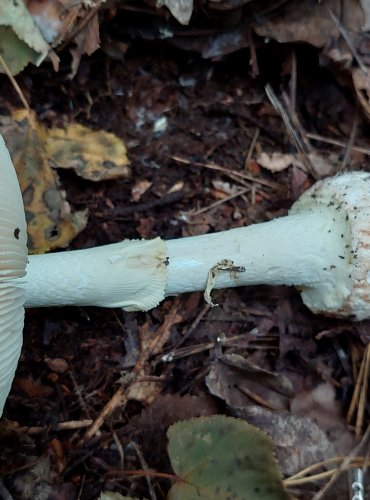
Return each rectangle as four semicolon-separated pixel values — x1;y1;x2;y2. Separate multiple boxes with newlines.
1;1;370;498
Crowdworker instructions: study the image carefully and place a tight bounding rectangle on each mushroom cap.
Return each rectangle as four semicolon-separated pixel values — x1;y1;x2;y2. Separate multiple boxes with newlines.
0;135;27;415
290;171;370;320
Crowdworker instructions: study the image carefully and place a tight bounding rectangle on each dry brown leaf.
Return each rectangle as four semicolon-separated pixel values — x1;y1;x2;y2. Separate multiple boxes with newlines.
257;152;294;172
353;67;370;119
291;383;354;455
44;357;69;374
156;0;193;25
254;0;363;48
235;405;335;476
125;369;163;405
13;377;54;398
69;10;100;78
206;353;294;411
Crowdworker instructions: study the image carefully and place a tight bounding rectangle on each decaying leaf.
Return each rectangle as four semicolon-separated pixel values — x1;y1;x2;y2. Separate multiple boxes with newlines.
234;405;336;476
353;67;370;120
125;369;163;405
257;152;294;173
0;0;51;75
0;108;131;251
253;0;363;48
167;415;290;500
69;10;100;79
360;0;370;30
206;353;294;411
156;0;194;25
0;109;87;253
46;123;130;181
12;377;53;399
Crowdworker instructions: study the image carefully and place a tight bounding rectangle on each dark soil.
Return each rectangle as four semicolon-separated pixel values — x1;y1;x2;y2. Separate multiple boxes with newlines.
0;26;369;500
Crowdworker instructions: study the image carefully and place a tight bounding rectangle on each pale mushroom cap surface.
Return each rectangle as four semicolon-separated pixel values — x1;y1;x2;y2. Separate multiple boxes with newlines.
0;135;28;415
291;171;370;320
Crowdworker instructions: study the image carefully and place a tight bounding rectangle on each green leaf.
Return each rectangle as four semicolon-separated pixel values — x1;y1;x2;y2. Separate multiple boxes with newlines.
0;0;49;75
99;493;140;500
167;415;290;500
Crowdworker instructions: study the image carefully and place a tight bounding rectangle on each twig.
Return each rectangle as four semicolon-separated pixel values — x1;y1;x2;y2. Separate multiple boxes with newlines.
347;344;369;437
265;84;317;179
355;344;370;440
83;387;126;441
326;8;368;74
171;155;281;189
83;298;181;441
247;30;259;78
305;132;370;156
191;187;250;216
237;384;284;411
340;107;359;171
161;332;277;362
111;426;125;469
11;419;93;434
129;442;157;500
284;456;370;487
312;424;370;499
289;50;297;114
161;303;211;362
0;54;30;112
68;368;91;419
244;128;260;167
113;190;184;217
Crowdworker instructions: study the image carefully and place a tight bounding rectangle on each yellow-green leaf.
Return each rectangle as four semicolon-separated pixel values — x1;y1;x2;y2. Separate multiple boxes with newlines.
46;124;130;181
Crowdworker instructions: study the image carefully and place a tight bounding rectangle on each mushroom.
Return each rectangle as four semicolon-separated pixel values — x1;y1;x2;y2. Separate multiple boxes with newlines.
0;136;28;415
2;133;370;413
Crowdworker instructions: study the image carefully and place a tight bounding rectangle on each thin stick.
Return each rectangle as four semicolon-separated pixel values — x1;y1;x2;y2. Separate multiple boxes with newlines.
83;387;126;441
289;50;297;114
286;456;368;481
312;424;370;499
265;84;317;179
245;128;260;166
347;345;366;424
83;298;181;441
171;155;281;189
340;108;358;171
192;187;250;216
305;132;370;156
237;384;284;411
129;442;157;500
11;419;93;434
326;8;367;74
111;427;125;469
0;54;30;112
355;344;370;439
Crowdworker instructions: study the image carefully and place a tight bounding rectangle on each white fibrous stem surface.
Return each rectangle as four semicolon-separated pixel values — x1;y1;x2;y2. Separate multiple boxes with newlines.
19;206;352;314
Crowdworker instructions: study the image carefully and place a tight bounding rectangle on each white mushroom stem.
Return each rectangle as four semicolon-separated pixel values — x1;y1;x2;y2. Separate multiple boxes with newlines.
20;204;351;317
